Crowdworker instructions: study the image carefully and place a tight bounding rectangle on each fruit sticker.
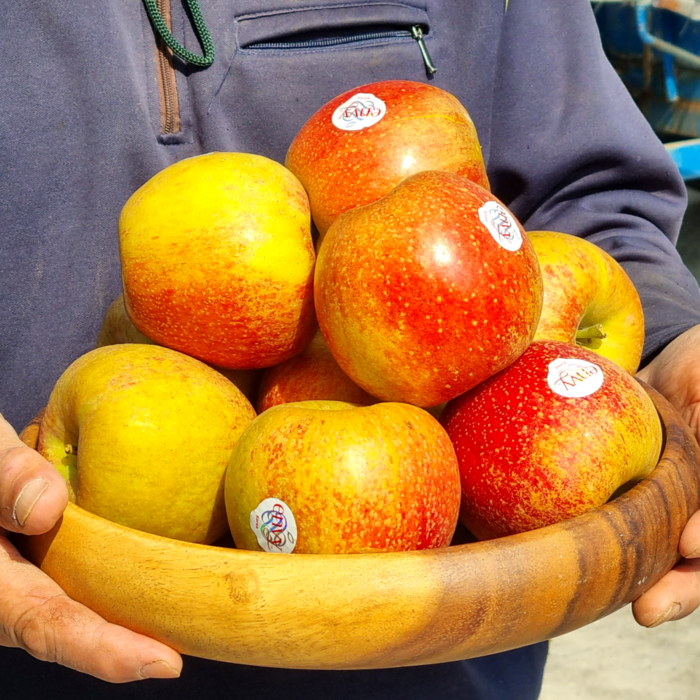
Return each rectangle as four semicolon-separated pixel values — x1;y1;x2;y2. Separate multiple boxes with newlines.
547;358;604;398
250;498;298;553
478;201;523;252
332;93;387;131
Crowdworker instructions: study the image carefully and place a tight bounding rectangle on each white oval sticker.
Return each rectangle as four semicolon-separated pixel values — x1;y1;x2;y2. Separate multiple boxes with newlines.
478;201;523;252
547;358;604;398
250;498;298;554
332;93;387;131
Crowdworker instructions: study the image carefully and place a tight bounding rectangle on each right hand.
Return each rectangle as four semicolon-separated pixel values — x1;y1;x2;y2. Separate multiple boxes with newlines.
0;414;183;682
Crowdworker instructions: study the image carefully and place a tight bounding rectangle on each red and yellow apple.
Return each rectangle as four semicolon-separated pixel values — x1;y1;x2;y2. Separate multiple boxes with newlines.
38;344;256;543
119;152;316;370
529;230;645;373
96;294;262;403
225;401;461;554
314;170;543;407
441;340;663;540
256;330;377;412
286;80;489;239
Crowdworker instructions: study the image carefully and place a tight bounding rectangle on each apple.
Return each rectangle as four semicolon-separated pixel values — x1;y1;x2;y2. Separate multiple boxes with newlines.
286;80;489;239
119;152;317;370
529;230;645;374
38;344;256;543
256;330;377;412
97;293;153;347
96;294;262;403
314;170;543;407
441;340;663;540
225;401;461;554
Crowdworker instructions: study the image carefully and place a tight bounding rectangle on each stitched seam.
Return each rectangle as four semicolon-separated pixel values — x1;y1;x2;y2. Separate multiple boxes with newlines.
236;2;428;23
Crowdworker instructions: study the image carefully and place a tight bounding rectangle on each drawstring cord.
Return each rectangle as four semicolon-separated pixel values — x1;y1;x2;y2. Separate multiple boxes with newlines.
143;0;215;67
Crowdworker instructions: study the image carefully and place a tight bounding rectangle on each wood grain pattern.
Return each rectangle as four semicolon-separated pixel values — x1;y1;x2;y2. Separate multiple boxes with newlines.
16;387;700;670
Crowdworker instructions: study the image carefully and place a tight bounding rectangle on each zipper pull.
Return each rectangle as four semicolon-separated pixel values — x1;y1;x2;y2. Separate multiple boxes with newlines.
411;25;436;75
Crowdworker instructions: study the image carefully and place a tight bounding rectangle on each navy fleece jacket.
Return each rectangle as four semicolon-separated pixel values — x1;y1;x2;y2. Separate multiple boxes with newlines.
0;1;699;698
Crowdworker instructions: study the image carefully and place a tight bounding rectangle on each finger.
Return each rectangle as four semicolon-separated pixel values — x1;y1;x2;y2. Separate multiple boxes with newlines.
632;557;700;627
0;445;69;535
0;534;182;682
679;509;700;560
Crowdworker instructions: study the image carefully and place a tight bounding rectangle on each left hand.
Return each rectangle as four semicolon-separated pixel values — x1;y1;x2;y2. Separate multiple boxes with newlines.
634;323;700;626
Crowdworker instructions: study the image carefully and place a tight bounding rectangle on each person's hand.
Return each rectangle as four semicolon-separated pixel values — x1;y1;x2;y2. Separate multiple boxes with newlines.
634;323;700;627
0;414;183;681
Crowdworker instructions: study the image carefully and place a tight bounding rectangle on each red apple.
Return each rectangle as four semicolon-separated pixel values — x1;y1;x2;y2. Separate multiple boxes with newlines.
314;170;543;407
256;330;377;412
119;152;316;370
225;401;461;554
286;80;489;239
441;340;663;540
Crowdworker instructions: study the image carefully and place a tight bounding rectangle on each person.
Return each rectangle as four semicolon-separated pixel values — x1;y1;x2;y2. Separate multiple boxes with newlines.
2;0;700;697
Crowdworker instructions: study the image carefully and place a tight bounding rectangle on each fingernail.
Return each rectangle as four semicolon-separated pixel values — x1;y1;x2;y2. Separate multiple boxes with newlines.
138;660;181;679
13;478;50;527
647;601;682;628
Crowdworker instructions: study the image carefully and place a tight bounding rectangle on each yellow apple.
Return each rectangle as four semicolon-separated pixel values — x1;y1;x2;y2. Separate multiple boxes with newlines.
38;344;256;543
96;294;262;403
225;401;461;554
119;152;317;370
528;230;644;373
96;294;155;347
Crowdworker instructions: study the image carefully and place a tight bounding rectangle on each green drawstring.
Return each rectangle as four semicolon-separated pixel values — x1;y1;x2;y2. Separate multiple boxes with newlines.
143;0;215;68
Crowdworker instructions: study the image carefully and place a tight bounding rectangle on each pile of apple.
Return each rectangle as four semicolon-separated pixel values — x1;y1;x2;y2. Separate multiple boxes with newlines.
37;81;662;554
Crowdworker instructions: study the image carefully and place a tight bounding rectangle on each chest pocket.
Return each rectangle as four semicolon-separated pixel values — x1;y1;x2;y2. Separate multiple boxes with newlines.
202;1;435;164
238;2;433;71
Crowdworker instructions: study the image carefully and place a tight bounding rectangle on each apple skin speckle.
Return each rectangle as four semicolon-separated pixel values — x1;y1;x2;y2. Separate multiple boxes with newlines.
314;171;543;407
441;340;663;539
120;153;316;370
286;80;490;236
225;401;461;554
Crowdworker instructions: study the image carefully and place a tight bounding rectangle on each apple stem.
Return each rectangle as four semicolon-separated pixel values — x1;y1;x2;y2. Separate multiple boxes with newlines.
576;324;607;345
64;444;78;456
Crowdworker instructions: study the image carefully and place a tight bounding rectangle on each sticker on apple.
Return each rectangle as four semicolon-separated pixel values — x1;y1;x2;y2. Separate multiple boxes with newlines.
547;358;604;398
478;201;523;252
250;498;298;554
332;93;387;131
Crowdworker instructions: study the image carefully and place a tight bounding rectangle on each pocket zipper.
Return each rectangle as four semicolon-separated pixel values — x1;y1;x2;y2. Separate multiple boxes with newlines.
249;24;436;74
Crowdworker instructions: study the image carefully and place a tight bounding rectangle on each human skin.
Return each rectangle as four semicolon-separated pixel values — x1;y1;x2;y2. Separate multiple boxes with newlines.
0;325;698;678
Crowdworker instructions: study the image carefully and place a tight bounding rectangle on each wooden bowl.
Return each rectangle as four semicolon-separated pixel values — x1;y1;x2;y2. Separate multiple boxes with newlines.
16;385;700;670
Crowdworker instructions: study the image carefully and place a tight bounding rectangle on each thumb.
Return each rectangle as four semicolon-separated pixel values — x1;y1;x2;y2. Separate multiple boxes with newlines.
1;416;69;535
1;534;182;682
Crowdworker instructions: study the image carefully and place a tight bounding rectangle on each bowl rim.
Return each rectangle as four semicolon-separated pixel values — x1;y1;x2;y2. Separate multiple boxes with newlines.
16;384;700;670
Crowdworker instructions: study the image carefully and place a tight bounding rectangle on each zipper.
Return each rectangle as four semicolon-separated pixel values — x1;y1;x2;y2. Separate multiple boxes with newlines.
154;0;181;134
411;26;436;75
249;24;436;75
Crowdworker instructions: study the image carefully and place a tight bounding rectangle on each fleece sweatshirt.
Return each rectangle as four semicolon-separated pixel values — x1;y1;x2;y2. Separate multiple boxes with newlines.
1;0;698;698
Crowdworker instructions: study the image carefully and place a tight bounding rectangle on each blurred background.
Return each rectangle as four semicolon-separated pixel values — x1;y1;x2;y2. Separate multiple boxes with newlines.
540;4;700;697
679;184;700;281
590;0;700;280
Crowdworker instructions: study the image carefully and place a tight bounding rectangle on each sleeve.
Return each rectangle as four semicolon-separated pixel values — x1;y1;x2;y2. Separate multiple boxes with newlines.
486;0;700;363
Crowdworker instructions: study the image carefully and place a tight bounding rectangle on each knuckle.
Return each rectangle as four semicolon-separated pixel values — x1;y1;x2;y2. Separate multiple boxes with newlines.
10;591;77;664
